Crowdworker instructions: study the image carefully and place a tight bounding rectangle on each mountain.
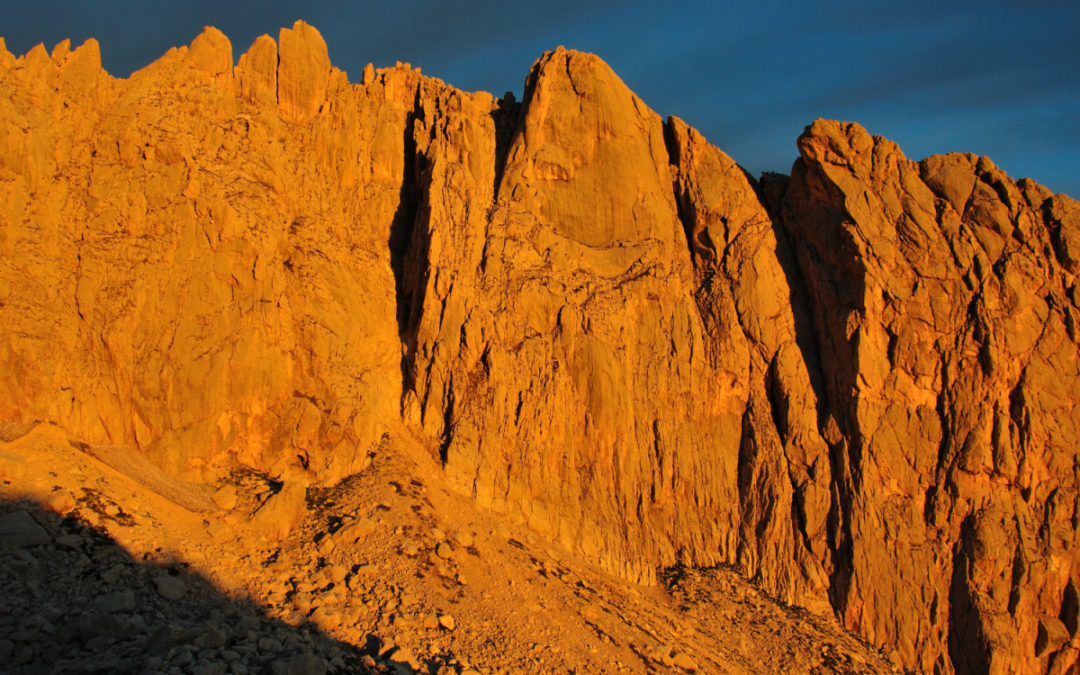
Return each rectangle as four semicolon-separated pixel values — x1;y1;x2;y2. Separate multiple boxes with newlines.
1;21;1078;673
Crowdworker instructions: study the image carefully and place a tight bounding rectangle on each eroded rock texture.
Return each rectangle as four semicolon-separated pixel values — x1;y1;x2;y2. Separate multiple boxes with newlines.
1;23;1077;673
779;121;1080;673
0;24;418;485
404;49;742;583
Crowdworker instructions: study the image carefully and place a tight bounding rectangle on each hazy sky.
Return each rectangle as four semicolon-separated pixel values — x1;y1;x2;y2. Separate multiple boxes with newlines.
4;1;1078;196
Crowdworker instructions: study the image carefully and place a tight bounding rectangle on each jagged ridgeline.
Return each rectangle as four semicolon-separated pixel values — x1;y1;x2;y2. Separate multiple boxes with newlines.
1;20;1078;673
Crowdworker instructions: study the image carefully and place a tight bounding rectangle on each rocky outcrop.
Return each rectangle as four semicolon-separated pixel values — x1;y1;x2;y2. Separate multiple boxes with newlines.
403;48;742;583
778;121;1080;673
667;116;837;612
1;23;1077;673
0;22;410;487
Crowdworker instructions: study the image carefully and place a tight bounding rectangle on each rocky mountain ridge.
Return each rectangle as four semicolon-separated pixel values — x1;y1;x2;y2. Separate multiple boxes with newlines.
1;21;1077;673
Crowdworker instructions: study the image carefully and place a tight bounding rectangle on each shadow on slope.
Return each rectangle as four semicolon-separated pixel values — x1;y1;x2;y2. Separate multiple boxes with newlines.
0;498;379;674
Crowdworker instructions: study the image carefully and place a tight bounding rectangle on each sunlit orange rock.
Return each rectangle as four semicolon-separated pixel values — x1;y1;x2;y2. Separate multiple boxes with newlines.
276;20;330;123
782;119;1080;673
1;24;1077;674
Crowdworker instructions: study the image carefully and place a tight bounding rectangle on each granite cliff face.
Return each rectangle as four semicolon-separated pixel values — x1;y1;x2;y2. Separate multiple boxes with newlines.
1;22;1078;673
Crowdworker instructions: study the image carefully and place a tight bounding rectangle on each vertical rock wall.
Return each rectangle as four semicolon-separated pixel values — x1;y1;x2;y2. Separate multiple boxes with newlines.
404;49;741;583
780;121;1080;673
1;24;1078;672
0;23;414;484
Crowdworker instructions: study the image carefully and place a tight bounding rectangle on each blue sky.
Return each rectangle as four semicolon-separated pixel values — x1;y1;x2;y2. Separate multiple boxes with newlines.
4;0;1078;196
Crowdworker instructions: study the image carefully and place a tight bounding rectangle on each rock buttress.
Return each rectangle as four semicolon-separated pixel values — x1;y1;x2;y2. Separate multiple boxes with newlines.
666;116;835;612
403;48;741;583
781;119;1080;673
0;23;424;486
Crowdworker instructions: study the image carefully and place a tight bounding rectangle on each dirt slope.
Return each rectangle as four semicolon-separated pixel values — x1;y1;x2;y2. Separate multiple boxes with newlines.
1;423;892;673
